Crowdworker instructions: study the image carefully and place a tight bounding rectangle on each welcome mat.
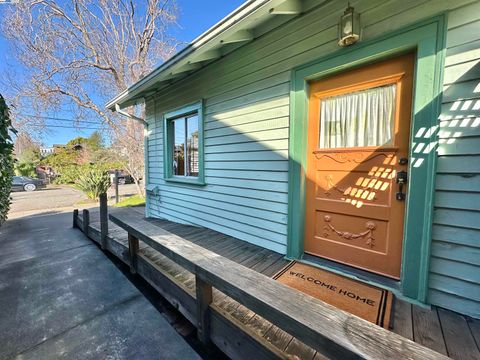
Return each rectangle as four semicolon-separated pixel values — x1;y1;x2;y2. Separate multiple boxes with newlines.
274;261;393;328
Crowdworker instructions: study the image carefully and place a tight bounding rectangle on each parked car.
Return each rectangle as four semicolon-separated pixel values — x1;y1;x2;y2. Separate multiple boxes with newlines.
108;170;135;185
11;176;46;192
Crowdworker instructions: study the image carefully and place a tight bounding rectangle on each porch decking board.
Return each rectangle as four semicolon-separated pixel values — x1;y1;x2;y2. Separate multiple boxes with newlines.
391;297;413;340
77;208;480;360
468;318;480;351
412;305;448;355
438;308;480;360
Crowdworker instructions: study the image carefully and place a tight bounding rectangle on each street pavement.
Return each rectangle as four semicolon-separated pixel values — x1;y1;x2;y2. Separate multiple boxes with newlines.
0;203;201;359
8;184;138;218
9;185;86;216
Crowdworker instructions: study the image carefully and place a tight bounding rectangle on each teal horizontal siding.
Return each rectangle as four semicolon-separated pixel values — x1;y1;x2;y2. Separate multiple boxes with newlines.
205;127;289;146
205;150;289;162
205;161;288;172
158;182;287;203
443;59;480;85
438;137;480;155
434;191;480;211
429;289;480;318
435;174;480;192
429;274;480;302
205;176;288;193
157;186;288;216
204;139;288;154
205;104;289;129
437;156;480;173
429;1;480;318
431;242;480;267
443;79;480;103
157;195;287;236
439;118;480;138
205;117;289;138
143;0;480;318
147;194;287;254
432;224;479;249
434;209;480;230
440;102;480;117
429;257;480;285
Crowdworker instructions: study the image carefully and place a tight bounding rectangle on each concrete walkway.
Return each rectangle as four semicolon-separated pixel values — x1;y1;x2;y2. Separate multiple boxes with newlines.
0;211;201;360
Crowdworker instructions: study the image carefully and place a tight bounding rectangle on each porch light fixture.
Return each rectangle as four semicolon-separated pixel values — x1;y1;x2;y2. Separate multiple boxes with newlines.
338;4;360;47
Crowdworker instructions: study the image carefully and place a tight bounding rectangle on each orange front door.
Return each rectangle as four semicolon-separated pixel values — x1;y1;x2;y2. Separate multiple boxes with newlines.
304;53;415;279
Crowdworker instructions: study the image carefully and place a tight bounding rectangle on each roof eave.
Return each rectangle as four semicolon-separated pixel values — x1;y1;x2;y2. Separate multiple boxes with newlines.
106;0;302;111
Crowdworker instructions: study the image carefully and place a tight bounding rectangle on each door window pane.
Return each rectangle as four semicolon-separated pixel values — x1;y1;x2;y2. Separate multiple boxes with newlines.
319;84;396;148
173;118;185;176
186;115;199;177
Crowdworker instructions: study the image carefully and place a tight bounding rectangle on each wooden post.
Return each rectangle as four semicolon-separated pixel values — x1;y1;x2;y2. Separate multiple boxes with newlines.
99;193;108;250
128;233;139;274
115;169;119;204
195;275;213;344
82;209;89;236
73;209;78;228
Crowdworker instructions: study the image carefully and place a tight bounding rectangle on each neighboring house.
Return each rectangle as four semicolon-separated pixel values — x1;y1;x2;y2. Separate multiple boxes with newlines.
38;144;67;156
52;144;67;153
39;147;55;157
107;0;480;319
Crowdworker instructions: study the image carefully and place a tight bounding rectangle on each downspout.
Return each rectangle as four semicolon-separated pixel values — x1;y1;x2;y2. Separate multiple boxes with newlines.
114;102;150;217
115;103;147;125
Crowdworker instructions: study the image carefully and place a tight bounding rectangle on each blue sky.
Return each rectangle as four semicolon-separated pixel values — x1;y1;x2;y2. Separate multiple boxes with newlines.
0;0;244;147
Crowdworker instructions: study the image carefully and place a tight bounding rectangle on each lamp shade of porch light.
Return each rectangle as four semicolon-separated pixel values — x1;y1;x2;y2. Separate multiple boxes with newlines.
338;4;360;47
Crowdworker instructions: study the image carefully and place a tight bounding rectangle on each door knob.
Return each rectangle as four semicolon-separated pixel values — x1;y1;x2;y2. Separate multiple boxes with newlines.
396;170;408;201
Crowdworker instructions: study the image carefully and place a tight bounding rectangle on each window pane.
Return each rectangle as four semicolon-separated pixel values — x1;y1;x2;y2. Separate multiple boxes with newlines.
172;118;185;176
319;84;396;149
186;115;199;177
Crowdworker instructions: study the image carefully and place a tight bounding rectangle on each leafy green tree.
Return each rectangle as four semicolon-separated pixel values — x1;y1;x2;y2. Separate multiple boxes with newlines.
41;135;121;184
42;148;78;167
14;162;36;177
87;131;104;151
14;148;41;177
0;94;16;225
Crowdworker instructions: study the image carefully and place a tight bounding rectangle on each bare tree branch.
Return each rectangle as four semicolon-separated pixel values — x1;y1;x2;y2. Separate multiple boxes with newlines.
1;0;179;196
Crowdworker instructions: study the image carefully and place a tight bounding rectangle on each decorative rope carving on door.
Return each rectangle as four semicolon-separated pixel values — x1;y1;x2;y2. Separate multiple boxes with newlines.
323;215;376;247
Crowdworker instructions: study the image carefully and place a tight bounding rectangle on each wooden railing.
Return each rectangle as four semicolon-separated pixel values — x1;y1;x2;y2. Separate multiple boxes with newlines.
104;210;447;360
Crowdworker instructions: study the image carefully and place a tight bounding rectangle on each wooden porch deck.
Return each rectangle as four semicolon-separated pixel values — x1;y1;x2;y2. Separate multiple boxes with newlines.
77;206;480;360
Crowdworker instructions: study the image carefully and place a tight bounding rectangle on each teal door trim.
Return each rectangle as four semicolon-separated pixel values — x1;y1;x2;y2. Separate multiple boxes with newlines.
287;15;447;303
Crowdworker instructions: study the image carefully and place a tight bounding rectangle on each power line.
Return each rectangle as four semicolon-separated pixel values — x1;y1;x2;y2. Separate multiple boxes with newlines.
16;113;102;125
27;124;102;130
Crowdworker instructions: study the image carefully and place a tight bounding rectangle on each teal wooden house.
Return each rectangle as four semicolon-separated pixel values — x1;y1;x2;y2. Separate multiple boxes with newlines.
107;0;480;319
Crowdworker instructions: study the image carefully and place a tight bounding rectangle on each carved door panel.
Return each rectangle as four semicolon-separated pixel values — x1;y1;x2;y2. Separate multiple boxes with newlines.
304;53;414;279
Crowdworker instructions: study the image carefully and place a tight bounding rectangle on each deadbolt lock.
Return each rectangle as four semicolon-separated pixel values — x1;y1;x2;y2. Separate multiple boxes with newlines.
396;171;408;201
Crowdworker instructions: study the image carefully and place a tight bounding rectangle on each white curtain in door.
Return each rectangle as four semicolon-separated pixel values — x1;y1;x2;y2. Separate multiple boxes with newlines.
319;84;397;148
